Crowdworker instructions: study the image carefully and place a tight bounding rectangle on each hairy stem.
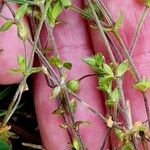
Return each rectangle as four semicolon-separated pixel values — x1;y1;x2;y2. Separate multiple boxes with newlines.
129;6;149;56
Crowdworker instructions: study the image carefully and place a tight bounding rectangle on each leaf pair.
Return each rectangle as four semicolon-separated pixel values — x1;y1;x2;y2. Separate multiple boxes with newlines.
48;56;72;70
10;55;42;76
47;0;71;26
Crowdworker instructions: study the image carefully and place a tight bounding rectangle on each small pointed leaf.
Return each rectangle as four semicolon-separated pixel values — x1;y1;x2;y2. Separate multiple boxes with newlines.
121;143;134;150
15;4;28;21
51;1;62;24
48;56;62;68
116;60;128;77
63;62;72;70
0;20;14;32
50;86;61;99
134;78;150;92
115;11;124;30
52;106;65;115
103;63;114;77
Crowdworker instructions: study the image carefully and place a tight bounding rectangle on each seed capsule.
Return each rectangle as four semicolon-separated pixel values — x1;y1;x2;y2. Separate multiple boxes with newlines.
66;79;80;93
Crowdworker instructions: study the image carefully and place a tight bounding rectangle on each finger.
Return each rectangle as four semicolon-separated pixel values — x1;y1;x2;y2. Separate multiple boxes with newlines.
89;0;150;148
0;3;31;84
34;0;108;149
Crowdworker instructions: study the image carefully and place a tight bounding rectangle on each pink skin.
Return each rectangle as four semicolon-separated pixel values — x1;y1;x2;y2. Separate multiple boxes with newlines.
0;4;31;84
1;0;150;149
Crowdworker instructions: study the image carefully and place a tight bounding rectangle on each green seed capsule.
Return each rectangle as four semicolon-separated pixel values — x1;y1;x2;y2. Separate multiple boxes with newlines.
66;79;80;93
17;22;28;41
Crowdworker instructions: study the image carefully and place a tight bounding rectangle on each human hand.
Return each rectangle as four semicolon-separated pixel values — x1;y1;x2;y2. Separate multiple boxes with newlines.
0;0;150;149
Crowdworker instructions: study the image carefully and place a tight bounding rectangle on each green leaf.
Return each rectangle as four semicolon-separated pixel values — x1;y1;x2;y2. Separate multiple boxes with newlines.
0;139;11;150
111;87;120;102
83;2;103;20
51;1;63;24
50;86;61;99
115;128;123;140
84;53;104;73
115;11;124;30
27;67;42;75
0;20;14;32
60;0;71;8
72;138;80;150
48;56;62;68
106;88;120;107
17;55;25;71
98;76;113;92
103;63;114;77
105;99;114;107
121;143;134;150
52;106;65;115
8;0;27;4
9;68;22;74
69;98;77;113
15;4;28;21
83;56;96;67
116;60;128;77
63;62;72;70
134;78;150;92
95;53;104;67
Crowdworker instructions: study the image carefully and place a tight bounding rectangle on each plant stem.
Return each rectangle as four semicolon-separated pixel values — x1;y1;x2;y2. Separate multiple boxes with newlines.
28;0;51;69
78;73;98;81
99;128;111;150
65;91;86;150
129;6;149;56
95;0;150;130
86;0;132;130
105;33;123;62
68;89;106;122
93;0;115;25
4;0;15;18
44;20;59;56
43;7;86;149
3;77;27;125
0;13;11;20
3;90;23;124
114;31;150;128
2;0;50;126
27;38;60;84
